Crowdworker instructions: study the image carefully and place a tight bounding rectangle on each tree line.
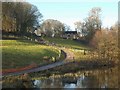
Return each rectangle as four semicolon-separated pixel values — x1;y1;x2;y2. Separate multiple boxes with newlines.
37;19;65;37
2;2;102;42
2;2;42;38
74;7;102;42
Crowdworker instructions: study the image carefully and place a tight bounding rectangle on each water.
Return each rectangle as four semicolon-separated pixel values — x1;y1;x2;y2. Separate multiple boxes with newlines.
33;66;119;88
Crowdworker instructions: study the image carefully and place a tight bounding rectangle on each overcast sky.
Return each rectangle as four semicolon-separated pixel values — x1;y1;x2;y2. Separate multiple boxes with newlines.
26;0;118;30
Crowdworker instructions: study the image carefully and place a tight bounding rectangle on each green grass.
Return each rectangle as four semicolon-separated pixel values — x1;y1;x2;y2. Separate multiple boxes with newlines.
2;40;39;46
1;40;60;69
44;37;90;50
44;37;92;61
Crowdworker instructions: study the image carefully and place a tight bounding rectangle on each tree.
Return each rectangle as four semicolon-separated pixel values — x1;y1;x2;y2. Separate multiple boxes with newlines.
75;7;102;42
85;7;102;42
74;21;81;36
14;2;43;35
40;19;64;37
91;24;118;62
2;2;16;32
64;24;71;31
74;21;88;37
2;2;43;37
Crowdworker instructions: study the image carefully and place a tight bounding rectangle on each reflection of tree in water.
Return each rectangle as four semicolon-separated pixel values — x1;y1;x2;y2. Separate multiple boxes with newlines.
40;79;52;88
39;78;63;88
50;78;63;88
107;67;118;88
62;77;77;86
92;67;118;88
62;77;77;89
2;74;33;88
54;78;63;88
77;74;99;88
34;67;118;88
76;67;118;88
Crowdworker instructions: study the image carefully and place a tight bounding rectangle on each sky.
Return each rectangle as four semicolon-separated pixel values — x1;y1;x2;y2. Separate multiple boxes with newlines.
26;0;118;30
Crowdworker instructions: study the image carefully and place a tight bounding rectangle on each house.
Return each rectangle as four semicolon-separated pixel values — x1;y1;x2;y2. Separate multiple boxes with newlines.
62;31;79;39
34;28;46;37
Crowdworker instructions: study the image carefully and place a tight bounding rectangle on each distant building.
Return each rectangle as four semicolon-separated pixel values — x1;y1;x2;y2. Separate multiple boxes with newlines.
34;26;79;39
34;27;46;37
62;31;79;39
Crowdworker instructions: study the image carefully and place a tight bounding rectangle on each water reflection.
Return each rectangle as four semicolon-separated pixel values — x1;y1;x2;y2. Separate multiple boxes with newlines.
64;83;76;88
34;67;118;88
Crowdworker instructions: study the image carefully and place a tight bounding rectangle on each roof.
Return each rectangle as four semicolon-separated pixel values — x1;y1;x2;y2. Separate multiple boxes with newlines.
65;31;77;34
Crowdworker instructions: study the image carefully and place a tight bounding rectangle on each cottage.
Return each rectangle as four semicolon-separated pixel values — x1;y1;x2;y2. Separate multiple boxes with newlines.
63;31;79;39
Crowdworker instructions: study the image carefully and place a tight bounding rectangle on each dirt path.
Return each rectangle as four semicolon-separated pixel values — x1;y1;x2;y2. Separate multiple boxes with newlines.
60;48;74;61
2;49;74;76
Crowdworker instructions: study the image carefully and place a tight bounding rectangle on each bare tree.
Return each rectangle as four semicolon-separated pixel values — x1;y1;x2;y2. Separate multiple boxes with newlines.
40;19;64;37
85;7;102;42
91;24;118;62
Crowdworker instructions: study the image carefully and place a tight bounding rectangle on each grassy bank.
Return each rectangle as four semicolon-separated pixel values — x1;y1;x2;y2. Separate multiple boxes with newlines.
2;40;61;69
44;37;90;50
